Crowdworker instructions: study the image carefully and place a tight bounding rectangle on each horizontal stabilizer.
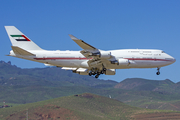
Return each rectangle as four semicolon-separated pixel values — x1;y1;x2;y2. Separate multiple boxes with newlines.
11;46;35;56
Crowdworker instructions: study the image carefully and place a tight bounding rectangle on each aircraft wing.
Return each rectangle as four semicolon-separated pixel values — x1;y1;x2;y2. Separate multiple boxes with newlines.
69;35;116;68
69;34;101;59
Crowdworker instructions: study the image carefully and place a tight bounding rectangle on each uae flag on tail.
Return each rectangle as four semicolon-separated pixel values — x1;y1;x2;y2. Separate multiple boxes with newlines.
10;35;31;41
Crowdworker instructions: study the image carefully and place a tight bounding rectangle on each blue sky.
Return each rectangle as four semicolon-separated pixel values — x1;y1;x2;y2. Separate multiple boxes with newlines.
0;0;180;82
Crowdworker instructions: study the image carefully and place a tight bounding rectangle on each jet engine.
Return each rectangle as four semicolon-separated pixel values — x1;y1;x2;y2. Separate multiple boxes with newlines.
105;69;116;75
111;58;130;66
99;51;111;59
91;51;111;59
118;59;130;66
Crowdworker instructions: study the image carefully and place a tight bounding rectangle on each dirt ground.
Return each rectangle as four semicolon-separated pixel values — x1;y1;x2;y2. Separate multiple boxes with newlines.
6;104;79;120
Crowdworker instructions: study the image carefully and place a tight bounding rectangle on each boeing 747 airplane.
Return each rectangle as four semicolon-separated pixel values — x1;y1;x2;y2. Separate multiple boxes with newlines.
5;26;176;78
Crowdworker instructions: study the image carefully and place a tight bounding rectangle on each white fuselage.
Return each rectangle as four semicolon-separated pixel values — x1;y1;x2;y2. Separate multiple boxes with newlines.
10;49;176;69
5;26;176;77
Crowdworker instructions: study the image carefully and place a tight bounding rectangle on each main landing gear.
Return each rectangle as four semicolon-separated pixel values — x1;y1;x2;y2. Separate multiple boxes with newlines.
89;68;106;78
156;67;160;75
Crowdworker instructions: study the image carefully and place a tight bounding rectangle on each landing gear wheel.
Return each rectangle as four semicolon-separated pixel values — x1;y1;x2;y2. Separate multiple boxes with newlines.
89;72;92;76
95;75;99;78
92;72;96;75
100;68;106;74
156;67;160;75
156;72;160;75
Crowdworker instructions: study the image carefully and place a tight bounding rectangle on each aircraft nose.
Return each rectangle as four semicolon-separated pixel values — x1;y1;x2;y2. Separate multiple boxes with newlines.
172;57;176;63
169;56;176;63
166;54;176;64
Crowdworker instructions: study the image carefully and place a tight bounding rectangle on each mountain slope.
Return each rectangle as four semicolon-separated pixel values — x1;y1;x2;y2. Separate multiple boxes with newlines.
2;93;180;120
114;78;174;91
0;61;117;88
0;93;139;120
1;61;180;111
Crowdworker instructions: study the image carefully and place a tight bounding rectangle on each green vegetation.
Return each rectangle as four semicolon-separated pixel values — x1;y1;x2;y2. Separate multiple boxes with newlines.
0;93;136;119
1;93;180;120
0;61;117;87
1;60;180;112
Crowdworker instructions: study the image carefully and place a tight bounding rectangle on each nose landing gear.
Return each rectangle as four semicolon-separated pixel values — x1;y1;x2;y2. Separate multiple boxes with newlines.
156;67;160;75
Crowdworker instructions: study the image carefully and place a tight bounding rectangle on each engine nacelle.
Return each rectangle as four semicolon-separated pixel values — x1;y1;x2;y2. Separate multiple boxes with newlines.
118;59;130;66
100;51;111;59
105;69;116;75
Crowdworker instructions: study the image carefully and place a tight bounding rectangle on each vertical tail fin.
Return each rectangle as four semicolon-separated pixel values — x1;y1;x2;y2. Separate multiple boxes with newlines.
5;26;43;50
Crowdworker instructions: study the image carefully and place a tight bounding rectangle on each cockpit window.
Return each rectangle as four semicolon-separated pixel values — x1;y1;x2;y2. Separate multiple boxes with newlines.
161;51;165;53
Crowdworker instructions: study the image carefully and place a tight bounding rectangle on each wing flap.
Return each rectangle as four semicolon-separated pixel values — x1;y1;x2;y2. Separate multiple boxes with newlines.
61;67;77;70
44;63;54;66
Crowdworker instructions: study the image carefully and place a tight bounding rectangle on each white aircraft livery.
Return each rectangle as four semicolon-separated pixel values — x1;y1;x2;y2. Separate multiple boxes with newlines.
5;26;176;78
